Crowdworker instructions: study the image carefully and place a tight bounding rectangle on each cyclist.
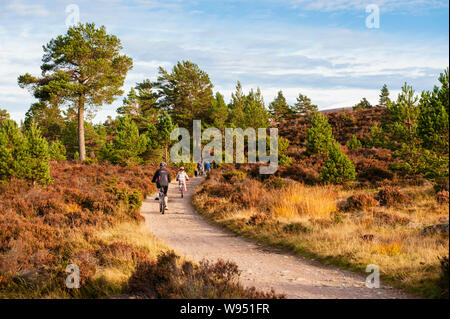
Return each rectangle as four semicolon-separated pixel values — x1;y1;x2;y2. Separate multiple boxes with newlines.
152;162;171;210
176;166;190;195
204;161;211;174
197;161;204;176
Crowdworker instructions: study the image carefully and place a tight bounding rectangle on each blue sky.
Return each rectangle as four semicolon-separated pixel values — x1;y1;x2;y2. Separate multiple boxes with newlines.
0;0;448;123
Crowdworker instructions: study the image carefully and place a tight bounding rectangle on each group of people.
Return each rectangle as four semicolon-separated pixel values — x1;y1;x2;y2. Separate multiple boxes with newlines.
196;160;211;176
152;161;212;211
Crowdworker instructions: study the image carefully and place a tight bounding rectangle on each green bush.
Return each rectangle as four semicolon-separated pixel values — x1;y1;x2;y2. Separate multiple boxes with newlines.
49;140;67;161
223;170;246;182
346;135;362;149
306;113;334;155
0;120;51;185
365;123;386;148
320;142;356;184
279;155;293;166
100;116;148;166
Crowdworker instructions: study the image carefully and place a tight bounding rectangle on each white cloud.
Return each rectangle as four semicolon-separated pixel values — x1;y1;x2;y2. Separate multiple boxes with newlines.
290;0;449;12
5;0;50;17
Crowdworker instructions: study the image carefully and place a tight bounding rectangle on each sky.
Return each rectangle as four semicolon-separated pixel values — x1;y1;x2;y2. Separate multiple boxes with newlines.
0;0;448;124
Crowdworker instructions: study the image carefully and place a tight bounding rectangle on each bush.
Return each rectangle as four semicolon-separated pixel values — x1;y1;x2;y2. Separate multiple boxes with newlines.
376;186;409;207
436;190;449;205
223;170;246;182
344;194;378;211
0;120;51;185
438;256;449;298
100;116;148;166
126;251;281;299
320;142;356;184
279;155;293;166
49;140;67;161
306;113;334;155
346;135;362;149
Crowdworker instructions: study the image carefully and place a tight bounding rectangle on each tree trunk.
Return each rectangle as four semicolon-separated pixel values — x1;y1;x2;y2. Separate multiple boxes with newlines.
165;144;168;163
78;95;86;162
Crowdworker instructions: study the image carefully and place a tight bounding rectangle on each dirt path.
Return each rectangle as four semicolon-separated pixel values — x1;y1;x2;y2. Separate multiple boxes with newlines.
141;177;413;299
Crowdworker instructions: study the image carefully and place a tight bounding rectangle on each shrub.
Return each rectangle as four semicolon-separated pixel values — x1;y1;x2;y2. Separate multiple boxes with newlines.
0;119;29;182
49;140;67;161
344;194;378;211
223;170;246;182
320;142;356;184
279;155;293;166
100;116;148;166
346;135;362;150
376;186;409;207
306;113;334;155
282;223;309;234
126;251;281;299
436;190;449;205
365;123;386;148
438;256;449;298
0;120;51;185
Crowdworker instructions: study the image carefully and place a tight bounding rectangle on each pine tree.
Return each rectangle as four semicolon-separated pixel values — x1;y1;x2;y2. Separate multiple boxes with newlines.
320;142;356;184
19;23;133;162
49;140;67;161
386;82;419;144
0;120;28;182
243;88;270;129
156;111;175;163
293;94;318;117
118;88;140;118
24;102;65;142
208;92;229;130
306;113;334;155
353;98;372;110
155;60;213;129
26;122;51;185
346;135;362;149
379;84;390;106
269;91;291;121
101;116;148;166
228;82;246;128
418;69;449;154
0;108;10;122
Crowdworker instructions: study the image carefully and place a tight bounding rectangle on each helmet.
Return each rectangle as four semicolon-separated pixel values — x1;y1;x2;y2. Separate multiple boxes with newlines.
179;166;184;170
160;162;167;167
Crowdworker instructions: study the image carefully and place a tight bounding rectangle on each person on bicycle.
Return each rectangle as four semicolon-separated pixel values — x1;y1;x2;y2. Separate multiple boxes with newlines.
197;161;204;176
176;166;189;193
152;162;171;210
204;161;211;174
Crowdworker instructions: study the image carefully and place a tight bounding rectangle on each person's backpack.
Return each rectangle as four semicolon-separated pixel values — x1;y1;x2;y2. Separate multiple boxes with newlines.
158;169;170;186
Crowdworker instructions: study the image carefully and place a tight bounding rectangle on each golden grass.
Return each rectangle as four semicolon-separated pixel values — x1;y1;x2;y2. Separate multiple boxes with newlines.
271;183;337;218
195;179;449;298
93;222;168;286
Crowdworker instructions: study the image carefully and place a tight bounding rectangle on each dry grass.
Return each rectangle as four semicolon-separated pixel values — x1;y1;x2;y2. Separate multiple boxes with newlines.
271;183;337;218
194;167;449;298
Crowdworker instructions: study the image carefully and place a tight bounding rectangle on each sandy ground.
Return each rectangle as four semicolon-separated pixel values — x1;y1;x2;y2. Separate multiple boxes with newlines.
141;176;415;299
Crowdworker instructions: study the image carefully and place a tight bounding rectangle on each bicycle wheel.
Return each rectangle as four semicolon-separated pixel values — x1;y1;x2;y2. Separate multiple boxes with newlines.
160;197;165;214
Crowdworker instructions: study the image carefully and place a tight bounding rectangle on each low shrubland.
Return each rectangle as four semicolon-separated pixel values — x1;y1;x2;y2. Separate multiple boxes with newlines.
193;166;449;298
0;161;274;299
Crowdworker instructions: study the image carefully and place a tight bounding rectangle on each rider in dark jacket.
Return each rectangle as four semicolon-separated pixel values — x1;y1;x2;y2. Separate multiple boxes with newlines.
152;162;171;208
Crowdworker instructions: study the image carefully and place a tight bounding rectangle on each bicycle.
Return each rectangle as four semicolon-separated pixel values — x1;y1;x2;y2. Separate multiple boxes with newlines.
179;182;187;198
159;188;166;214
